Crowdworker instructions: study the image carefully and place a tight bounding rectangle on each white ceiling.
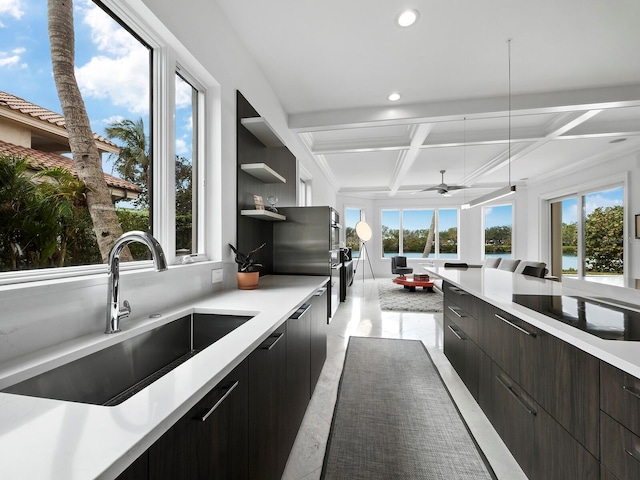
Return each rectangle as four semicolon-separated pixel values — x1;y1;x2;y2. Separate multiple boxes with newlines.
217;0;640;199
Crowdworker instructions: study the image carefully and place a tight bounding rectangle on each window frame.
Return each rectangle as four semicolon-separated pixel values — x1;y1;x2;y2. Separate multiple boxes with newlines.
380;207;460;260
548;180;626;283
0;0;220;285
482;203;515;260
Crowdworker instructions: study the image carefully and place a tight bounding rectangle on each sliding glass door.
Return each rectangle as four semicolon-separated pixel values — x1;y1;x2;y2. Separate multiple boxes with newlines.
550;186;624;285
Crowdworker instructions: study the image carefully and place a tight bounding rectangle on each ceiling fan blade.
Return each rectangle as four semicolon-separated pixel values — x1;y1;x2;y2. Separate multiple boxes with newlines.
446;185;468;191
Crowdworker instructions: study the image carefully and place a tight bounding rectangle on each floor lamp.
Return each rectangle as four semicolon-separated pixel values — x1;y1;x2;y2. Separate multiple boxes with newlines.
353;221;375;283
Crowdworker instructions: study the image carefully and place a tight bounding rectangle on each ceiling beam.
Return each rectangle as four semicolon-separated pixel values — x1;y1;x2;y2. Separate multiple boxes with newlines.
463;110;603;184
389;123;433;197
289;84;640;133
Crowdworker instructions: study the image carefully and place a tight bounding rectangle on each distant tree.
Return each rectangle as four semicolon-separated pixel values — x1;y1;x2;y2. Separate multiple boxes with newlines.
105;118;149;208
48;0;127;262
584;205;623;273
439;227;458;253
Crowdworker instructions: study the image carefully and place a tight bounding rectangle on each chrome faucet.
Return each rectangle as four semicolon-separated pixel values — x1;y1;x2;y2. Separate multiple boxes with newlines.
106;231;168;334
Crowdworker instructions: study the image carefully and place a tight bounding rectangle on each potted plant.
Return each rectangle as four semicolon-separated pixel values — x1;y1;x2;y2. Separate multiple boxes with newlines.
229;242;266;290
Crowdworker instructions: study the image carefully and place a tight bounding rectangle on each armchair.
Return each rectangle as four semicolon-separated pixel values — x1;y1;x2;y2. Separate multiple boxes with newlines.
391;256;413;276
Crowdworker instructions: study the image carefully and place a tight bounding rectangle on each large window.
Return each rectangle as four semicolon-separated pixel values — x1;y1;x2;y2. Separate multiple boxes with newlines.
550;185;624;285
0;1;211;280
381;208;459;259
175;71;198;256
483;204;513;259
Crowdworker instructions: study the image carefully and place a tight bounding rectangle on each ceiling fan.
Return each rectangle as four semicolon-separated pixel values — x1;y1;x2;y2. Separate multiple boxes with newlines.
419;170;468;196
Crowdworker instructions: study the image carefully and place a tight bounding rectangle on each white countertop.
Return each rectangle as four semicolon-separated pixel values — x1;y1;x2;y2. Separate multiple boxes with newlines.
426;266;640;379
0;275;328;480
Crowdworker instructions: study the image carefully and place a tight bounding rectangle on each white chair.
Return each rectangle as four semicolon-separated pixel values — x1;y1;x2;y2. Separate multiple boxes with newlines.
496;258;521;272
483;258;501;268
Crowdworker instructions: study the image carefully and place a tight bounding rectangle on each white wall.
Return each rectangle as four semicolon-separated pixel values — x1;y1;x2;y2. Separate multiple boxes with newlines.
0;0;336;366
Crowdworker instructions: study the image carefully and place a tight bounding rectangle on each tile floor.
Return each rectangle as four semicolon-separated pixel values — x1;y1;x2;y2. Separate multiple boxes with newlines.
282;277;529;480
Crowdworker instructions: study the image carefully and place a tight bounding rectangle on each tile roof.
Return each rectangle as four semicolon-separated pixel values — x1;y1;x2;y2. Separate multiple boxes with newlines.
0;90;119;148
0;140;142;194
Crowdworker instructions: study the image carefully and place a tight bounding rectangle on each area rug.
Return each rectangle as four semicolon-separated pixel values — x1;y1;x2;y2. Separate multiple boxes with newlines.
377;280;443;312
321;337;494;480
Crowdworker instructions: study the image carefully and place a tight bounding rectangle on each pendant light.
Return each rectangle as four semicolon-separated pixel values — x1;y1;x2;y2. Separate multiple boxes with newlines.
462;39;517;209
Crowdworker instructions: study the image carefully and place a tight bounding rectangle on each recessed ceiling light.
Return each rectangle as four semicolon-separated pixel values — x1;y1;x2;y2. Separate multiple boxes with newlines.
387;92;402;102
609;138;627;144
396;9;419;27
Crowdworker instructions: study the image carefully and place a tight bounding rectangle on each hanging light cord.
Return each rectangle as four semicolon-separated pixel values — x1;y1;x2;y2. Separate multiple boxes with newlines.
507;38;512;187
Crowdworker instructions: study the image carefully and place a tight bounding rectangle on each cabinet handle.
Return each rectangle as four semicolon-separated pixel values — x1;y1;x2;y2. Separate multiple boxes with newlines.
495;375;537;416
625;448;640;464
623;385;640;400
447;306;466;318
199;381;239;422
261;332;284;350
447;324;464;341
449;287;467;296
494;314;537;338
290;303;311;320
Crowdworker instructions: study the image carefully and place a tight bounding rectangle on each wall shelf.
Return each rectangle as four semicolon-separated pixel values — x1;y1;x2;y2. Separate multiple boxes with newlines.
240;117;285;147
240;163;286;184
241;209;286;221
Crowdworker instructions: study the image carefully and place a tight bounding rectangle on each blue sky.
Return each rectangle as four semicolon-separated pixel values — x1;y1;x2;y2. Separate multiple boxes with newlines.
0;0;192;173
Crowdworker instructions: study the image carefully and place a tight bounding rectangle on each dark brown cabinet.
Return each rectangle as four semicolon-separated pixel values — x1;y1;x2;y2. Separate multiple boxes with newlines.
443;314;480;400
531;331;599;456
115;452;148;480
248;325;288;480
286;303;312;451
600;361;640;480
117;361;249;480
116;297;326;480
310;286;328;395
487;362;598;480
600;411;640;480
443;282;603;480
480;302;539;393
186;361;248;479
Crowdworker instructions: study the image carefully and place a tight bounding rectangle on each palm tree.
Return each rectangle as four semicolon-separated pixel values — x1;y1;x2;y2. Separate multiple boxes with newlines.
47;0;128;263
105;118;150;207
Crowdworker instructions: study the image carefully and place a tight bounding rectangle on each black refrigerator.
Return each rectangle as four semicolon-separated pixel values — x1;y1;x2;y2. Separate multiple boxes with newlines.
272;206;340;321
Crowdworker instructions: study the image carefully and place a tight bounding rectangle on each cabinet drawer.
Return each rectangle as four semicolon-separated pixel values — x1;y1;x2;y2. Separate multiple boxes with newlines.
480;303;538;392
443;296;477;341
443;281;480;318
443;316;479;400
601;411;640;480
601;361;640;438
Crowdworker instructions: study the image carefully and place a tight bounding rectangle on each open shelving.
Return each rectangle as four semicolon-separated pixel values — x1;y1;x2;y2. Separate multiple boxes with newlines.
240;209;286;221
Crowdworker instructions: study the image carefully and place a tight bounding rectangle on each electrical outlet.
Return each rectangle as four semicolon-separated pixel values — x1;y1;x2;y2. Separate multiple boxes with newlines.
211;269;223;284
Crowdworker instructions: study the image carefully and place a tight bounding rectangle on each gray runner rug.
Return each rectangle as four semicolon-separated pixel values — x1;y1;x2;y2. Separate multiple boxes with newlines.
321;337;494;480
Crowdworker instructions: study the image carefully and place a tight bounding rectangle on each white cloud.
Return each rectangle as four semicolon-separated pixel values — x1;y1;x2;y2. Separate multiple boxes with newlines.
0;54;23;68
0;0;24;23
12;46;24;54
175;77;192;110
102;115;125;125
75;0;150;114
175;138;188;155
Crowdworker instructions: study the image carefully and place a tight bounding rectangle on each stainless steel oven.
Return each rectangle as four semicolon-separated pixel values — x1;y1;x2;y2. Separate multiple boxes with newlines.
330;209;340;251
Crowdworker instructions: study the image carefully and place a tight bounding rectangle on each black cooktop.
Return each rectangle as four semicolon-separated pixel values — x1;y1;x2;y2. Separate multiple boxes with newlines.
512;294;640;341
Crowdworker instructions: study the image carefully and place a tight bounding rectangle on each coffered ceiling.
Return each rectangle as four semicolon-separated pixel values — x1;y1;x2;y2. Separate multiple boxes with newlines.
217;0;640;199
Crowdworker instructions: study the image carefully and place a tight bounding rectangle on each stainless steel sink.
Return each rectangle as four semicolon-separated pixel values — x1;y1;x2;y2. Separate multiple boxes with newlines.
1;313;253;406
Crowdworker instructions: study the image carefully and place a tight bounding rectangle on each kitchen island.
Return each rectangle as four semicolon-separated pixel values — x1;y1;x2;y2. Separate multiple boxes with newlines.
427;266;640;480
0;275;328;479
